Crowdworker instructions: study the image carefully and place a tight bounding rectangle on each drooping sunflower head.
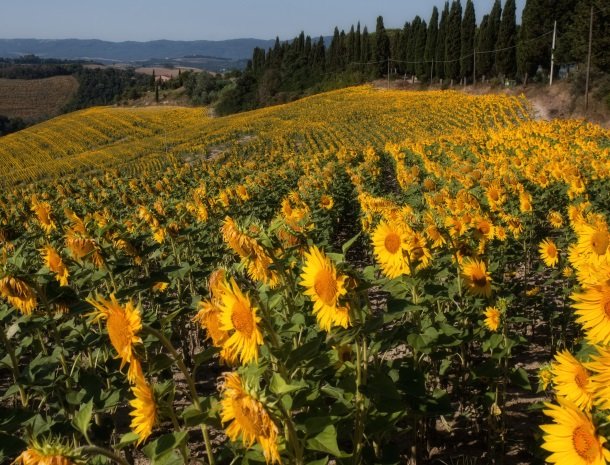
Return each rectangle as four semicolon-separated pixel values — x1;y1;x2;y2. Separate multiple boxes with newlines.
40;245;69;287
300;245;350;331
552;350;593;412
483;306;501;332
193;300;230;348
372;221;408;279
460;258;492;298
218;278;263;365
13;437;82;465
31;197;56;234
541;397;610;465
539;238;559;268
0;276;37;315
86;294;142;372
220;372;281;464
129;380;157;446
548;211;564;229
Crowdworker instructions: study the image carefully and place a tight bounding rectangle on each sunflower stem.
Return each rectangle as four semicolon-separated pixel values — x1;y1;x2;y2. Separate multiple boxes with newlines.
78;445;131;465
142;325;216;465
0;325;28;407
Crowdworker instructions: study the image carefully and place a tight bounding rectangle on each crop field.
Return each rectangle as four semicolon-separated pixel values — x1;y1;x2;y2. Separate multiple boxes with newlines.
0;75;78;121
2;86;610;465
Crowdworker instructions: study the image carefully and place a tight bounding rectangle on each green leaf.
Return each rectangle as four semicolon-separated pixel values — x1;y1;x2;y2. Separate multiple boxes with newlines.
510;367;532;390
72;400;93;439
306;458;329;465
306;424;347;458
143;432;188;462
270;373;307;396
342;232;361;255
116;432;139;450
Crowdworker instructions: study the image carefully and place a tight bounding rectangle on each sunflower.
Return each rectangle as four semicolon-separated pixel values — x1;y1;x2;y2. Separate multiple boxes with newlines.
460;258;492;298
319;195;334;210
0;276;37;315
30;197;56;234
372;222;408;278
577;223;610;259
193;300;230;348
12;438;80;465
87;294;143;383
539;238;559;267
40;245;69;286
220;372;281;464
587;346;610;410
552;350;593;411
300;245;350;331
538;365;553;391
218;278;263;365
129;380;157;445
572;284;610;345
541;398;610;465
548;211;564;229
483;306;501;331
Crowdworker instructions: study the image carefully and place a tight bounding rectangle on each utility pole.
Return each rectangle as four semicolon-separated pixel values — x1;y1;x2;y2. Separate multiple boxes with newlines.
550;20;557;86
585;5;594;114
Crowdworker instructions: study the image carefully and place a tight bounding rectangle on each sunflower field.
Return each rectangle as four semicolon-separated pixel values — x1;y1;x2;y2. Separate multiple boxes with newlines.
1;85;610;465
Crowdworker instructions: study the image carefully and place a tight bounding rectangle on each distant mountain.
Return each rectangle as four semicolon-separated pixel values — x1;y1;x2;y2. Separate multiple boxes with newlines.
0;38;276;62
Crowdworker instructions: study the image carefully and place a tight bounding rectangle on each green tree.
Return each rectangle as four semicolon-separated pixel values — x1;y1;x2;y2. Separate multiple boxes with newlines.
496;0;517;79
436;2;450;79
445;0;463;81
460;0;476;82
375;16;391;77
517;0;552;82
414;18;428;79
424;7;439;81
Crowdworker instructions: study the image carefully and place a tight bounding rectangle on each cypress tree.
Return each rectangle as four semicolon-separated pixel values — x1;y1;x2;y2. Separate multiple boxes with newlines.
436;2;450;79
414;19;428;79
406;20;417;75
328;27;341;71
355;22;362;66
347;25;355;64
361;26;371;62
517;0;550;83
400;22;411;75
375;16;391;77
460;0;476;82
424;7;439;81
477;0;501;78
496;0;517;79
445;0;463;81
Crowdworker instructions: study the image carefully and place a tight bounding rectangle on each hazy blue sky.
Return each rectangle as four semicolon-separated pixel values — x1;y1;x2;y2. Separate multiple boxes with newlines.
1;0;526;42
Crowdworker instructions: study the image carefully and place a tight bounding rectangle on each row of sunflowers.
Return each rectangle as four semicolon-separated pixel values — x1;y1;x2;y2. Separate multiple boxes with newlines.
1;86;609;464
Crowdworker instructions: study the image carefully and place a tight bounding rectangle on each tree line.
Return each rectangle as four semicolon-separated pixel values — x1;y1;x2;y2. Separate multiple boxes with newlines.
216;0;610;114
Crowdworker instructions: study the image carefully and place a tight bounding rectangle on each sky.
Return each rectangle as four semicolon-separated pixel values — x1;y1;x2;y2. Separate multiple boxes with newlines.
0;0;526;42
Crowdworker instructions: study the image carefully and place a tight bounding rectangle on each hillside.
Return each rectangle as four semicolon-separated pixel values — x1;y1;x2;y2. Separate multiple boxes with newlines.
0;38;275;62
0;86;529;186
2;86;610;464
0;75;78;121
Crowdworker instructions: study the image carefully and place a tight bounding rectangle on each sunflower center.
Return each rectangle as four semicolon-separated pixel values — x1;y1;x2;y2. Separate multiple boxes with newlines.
314;269;338;306
384;233;401;254
478;223;491;235
575;368;588;389
572;425;599;462
591;231;609;256
472;272;488;288
547;244;557;258
603;296;610;319
231;300;254;337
